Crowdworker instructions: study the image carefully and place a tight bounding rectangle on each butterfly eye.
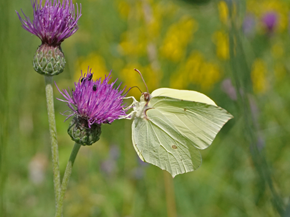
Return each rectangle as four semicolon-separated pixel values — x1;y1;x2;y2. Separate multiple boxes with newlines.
93;85;97;91
81;78;84;83
143;92;150;102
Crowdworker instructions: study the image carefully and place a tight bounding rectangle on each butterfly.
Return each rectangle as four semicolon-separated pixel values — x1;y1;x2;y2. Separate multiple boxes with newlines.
123;69;233;177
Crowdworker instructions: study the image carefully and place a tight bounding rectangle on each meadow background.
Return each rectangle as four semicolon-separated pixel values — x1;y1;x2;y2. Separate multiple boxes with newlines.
1;0;290;216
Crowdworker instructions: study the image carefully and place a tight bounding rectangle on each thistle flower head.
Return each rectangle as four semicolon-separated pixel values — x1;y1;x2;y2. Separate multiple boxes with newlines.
16;0;82;46
57;68;127;145
57;68;127;127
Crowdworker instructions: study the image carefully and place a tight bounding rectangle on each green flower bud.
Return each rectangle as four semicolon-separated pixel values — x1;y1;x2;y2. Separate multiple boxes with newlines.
67;117;102;146
33;44;66;76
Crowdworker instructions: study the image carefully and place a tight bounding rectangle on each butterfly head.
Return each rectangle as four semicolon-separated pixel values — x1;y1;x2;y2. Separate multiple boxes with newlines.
143;92;151;102
139;92;151;104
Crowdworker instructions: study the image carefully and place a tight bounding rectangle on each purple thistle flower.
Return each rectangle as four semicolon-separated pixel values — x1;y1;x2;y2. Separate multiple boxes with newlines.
16;0;82;46
262;11;278;34
16;0;82;76
57;68;127;128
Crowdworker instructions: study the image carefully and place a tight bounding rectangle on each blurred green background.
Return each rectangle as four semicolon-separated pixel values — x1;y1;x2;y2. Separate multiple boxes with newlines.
1;0;290;216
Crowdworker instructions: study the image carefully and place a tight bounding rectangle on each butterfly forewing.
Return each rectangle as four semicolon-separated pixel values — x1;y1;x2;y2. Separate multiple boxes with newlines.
149;96;233;150
151;88;217;106
132;109;202;177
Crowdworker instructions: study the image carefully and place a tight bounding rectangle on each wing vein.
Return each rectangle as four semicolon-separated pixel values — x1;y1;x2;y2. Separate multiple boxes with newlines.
148;118;187;172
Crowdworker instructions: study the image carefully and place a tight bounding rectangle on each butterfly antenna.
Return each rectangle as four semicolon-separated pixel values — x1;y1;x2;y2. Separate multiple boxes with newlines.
134;68;149;93
130;86;143;93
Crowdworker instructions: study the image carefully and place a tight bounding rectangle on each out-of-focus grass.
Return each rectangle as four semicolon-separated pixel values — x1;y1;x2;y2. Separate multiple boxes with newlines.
1;0;290;216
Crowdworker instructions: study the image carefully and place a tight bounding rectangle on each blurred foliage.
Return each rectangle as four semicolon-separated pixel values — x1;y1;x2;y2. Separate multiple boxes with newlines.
178;0;211;6
1;0;290;216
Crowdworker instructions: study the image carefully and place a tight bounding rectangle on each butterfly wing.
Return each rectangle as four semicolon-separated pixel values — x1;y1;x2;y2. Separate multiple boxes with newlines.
149;96;233;150
131;118;145;162
132;108;202;177
151;88;217;106
132;89;232;177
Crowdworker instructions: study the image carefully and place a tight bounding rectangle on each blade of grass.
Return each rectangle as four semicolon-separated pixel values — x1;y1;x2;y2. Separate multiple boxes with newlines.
226;0;285;215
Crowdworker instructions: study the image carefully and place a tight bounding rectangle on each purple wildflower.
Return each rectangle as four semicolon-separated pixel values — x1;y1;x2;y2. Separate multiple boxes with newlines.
100;145;120;176
262;11;277;34
57;68;127;128
242;14;255;36
16;0;82;46
221;79;237;100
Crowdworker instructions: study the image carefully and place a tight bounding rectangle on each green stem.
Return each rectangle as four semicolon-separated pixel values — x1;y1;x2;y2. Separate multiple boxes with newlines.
44;76;61;208
163;171;177;217
56;143;81;217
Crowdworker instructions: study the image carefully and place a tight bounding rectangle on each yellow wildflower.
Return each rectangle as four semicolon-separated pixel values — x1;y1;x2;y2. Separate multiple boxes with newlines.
199;62;221;91
170;51;204;89
251;59;268;94
117;1;130;19
170;51;221;91
218;1;228;24
212;30;229;60
119;31;147;56
160;17;198;62
147;19;160;38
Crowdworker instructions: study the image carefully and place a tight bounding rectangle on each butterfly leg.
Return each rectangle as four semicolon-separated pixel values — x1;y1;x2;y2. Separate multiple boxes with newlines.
123;96;138;111
119;96;139;120
119;110;136;120
123;96;138;102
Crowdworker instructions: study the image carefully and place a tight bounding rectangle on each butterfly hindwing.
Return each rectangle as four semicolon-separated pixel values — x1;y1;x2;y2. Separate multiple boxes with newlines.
132;108;202;177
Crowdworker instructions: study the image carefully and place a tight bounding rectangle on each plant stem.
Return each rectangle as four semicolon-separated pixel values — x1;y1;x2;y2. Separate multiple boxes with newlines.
163;171;177;217
45;76;61;208
56;143;81;217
